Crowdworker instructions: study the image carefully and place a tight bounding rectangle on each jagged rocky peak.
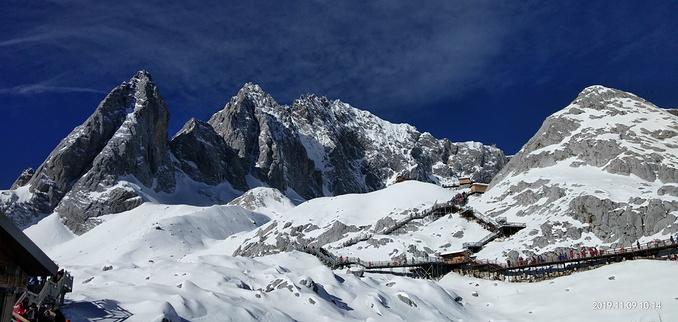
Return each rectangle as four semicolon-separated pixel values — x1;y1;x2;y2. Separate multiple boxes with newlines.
10;168;35;189
2;71;159;227
208;83;271;158
207;83;324;199
54;70;176;234
291;94;332;120
475;85;678;256
206;82;508;199
2;74;509;232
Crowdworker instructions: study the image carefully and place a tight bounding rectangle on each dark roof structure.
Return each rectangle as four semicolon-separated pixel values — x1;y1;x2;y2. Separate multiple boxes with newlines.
0;211;58;276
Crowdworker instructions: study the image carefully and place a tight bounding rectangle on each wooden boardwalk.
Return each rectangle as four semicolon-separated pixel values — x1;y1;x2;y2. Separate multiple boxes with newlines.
338;200;464;249
302;192;678;281
304;237;678;281
448;238;678;281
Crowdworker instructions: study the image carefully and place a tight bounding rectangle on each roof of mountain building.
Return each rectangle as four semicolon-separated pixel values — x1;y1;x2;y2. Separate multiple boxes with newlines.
0;210;58;276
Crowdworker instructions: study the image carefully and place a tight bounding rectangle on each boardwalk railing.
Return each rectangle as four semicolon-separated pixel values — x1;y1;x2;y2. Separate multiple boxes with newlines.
15;272;73;309
305;191;678;282
304;237;678;281
301;246;445;270
339;200;466;248
458;208;527;252
470;237;678;273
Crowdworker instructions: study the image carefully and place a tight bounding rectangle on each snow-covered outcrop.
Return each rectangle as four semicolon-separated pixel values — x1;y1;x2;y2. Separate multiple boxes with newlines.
231;181;485;260
472;85;678;260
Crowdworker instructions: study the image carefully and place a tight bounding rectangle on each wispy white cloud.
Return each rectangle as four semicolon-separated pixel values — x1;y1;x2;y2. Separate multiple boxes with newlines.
1;0;675;126
0;83;105;95
0;1;524;113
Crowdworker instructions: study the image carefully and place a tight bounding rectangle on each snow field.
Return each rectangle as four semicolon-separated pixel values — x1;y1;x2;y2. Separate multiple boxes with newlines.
21;179;678;321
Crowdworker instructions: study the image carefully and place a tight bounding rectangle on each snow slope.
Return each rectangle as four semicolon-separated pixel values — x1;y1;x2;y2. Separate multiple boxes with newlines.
22;181;678;321
229;181;492;260
440;259;677;322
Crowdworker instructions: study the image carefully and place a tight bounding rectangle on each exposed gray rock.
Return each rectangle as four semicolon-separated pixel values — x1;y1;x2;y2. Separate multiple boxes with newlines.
367;238;393;248
316;221;360;245
374;216;397;233
491;86;678;187
397;294;417;307
2;73;508;234
2;74;139;227
10;168;34;189
209;85;507;199
208;85;324;199
406;244;429;258
56;71;176;234
658;185;678;197
232;219;361;257
170;118;247;190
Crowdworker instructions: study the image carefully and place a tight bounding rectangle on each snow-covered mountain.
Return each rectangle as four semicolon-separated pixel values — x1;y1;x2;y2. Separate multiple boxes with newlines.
6;81;678;321
470;85;678;262
1;71;507;234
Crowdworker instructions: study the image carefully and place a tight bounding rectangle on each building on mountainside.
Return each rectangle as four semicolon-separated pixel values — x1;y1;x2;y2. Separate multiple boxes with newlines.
458;177;471;185
441;249;472;264
470;183;488;194
0;211;72;321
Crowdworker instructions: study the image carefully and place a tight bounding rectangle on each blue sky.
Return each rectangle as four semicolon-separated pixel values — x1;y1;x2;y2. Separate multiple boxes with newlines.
1;1;677;189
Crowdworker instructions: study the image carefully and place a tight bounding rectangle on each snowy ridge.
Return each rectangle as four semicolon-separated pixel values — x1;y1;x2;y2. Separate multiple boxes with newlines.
3;71;506;234
471;85;678;262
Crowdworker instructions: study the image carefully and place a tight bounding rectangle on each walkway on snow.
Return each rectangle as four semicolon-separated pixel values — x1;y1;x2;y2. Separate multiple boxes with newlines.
302;189;678;281
459;237;678;281
459;208;526;252
304;237;678;281
338;195;468;249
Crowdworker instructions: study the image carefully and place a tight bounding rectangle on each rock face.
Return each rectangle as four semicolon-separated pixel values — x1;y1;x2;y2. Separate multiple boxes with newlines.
1;72;507;233
475;85;678;256
169;118;248;190
207;84;507;199
55;71;176;234
0;71;176;232
491;86;678;185
3;71;173;230
207;85;325;199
